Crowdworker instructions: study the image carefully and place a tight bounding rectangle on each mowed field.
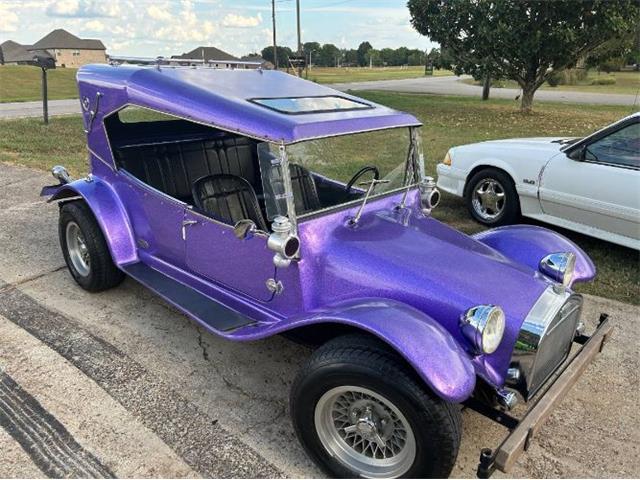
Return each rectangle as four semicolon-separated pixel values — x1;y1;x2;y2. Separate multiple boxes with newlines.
0;65;449;102
0;92;637;304
462;70;640;96
0;65;79;102
306;65;453;83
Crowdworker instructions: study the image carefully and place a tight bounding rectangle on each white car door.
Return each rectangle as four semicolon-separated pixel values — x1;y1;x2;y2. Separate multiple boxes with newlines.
539;121;640;246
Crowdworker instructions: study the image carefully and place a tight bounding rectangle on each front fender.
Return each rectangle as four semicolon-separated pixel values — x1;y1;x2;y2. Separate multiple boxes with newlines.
269;298;476;403
472;225;596;285
44;178;138;266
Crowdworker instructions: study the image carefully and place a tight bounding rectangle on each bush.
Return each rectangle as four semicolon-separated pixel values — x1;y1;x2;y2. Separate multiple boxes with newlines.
591;76;617;85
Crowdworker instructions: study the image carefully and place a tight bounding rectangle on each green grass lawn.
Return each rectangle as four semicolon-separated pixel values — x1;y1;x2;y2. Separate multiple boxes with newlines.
0;93;637;304
307;66;453;84
0;65;449;102
0;65;79;102
462;70;640;95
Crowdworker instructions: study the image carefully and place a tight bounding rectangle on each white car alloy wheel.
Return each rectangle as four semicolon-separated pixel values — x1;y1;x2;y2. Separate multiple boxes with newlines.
314;385;417;478
471;178;506;221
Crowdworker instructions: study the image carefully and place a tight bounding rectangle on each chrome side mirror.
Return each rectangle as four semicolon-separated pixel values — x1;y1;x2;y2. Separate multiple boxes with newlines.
233;219;257;240
51;165;72;184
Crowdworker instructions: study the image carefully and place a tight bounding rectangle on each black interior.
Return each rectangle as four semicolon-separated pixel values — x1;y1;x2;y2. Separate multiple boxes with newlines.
192;174;269;230
106;114;356;226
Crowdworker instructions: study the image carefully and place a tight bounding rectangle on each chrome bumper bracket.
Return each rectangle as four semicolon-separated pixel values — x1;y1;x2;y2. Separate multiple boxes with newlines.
475;313;612;478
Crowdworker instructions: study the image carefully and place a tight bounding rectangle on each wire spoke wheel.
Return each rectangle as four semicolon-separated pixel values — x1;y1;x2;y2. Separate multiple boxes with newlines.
65;221;91;277
314;386;416;478
472;178;506;221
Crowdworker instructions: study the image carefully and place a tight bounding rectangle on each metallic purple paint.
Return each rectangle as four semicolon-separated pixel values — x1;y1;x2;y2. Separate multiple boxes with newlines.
76;65;421;147
43;64;598;405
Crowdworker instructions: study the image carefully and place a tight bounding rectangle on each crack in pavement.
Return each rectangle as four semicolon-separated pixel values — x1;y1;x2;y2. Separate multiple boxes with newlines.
0;266;67;293
192;326;282;404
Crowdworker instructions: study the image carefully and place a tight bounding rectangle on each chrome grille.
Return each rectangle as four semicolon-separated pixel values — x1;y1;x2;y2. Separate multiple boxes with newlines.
510;286;583;400
529;295;582;393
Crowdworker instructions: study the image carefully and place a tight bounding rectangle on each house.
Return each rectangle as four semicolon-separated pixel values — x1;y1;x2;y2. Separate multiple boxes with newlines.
28;29;106;67
241;54;274;70
172;46;264;69
0;40;53;65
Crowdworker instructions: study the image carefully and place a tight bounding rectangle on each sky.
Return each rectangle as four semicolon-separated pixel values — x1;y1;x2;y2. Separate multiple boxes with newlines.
0;0;436;58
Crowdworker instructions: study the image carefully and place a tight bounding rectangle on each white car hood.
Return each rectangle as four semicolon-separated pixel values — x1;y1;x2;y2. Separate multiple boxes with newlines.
474;137;577;156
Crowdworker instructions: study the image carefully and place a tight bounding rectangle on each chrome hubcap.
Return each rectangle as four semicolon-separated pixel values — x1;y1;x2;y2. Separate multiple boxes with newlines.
315;386;416;478
472;178;505;221
66;221;90;277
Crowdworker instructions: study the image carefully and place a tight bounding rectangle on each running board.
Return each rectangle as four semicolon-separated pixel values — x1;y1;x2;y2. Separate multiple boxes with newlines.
122;263;255;332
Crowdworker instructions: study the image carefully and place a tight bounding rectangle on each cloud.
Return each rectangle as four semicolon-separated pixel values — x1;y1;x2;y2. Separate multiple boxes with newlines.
153;1;216;42
46;0;121;18
0;6;18;31
147;4;171;21
222;13;262;28
84;19;105;31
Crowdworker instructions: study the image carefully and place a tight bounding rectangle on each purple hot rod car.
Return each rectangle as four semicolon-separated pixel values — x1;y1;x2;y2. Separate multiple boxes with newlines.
42;61;611;478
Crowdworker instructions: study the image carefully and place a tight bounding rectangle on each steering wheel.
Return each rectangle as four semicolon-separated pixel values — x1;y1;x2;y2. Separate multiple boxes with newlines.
345;165;380;196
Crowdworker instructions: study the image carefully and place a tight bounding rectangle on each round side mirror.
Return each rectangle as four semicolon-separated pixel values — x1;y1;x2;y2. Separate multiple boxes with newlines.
233;219;257;240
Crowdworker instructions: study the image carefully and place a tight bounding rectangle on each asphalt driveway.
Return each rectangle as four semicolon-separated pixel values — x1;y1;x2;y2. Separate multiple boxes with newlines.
0;162;638;478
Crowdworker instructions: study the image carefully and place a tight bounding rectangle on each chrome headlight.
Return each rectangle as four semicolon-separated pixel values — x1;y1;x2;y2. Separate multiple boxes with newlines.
539;252;576;286
460;305;506;354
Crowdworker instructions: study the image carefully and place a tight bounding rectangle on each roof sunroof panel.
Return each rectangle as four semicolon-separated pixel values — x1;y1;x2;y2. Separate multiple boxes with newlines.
250;95;373;114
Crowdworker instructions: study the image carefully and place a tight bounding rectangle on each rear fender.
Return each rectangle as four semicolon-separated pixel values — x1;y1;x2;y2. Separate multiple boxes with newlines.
472;225;596;285
278;298;476;403
45;178;138;266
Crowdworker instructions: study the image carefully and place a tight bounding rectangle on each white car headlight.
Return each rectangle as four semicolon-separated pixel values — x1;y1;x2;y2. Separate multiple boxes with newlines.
460;305;506;354
539;252;576;287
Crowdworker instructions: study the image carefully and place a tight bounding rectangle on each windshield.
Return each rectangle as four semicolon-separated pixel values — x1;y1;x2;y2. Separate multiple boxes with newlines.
258;128;417;221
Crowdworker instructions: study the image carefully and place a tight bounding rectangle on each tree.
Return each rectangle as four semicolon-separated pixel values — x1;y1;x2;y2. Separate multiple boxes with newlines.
357;41;373;66
408;0;640;112
317;43;341;67
261;46;293;66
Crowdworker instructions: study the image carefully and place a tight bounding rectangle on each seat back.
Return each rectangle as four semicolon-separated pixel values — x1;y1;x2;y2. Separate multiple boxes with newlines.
116;136;260;203
289;163;321;215
192;174;268;231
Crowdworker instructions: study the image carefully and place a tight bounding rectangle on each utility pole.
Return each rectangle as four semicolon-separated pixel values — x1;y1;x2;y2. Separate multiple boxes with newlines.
272;0;278;70
296;0;303;77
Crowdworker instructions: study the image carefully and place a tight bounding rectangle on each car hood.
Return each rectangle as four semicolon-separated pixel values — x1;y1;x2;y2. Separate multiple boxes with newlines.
299;203;551;382
456;136;577;158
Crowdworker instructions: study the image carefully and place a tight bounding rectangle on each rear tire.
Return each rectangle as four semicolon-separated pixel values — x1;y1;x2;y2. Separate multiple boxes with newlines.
465;168;520;226
59;201;124;292
290;334;461;478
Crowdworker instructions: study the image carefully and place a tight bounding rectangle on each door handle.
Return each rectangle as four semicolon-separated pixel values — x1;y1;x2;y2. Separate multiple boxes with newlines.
181;219;198;240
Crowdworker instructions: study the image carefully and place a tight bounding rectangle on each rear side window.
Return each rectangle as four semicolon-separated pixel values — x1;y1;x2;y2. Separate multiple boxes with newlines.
250;96;372;114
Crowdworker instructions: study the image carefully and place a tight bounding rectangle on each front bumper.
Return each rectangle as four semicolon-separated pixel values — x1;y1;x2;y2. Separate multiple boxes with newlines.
474;313;612;478
436;163;467;197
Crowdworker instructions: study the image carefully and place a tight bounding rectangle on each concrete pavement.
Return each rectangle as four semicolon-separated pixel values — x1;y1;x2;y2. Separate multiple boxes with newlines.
0;161;639;477
333;75;639;106
0;99;81;119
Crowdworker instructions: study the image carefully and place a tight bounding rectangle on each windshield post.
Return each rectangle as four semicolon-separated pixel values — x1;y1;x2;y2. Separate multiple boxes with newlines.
398;127;423;209
279;143;298;235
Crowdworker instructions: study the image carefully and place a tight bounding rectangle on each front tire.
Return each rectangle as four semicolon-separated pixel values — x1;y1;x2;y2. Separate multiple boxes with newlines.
290;334;461;478
59;201;124;292
465;168;520;226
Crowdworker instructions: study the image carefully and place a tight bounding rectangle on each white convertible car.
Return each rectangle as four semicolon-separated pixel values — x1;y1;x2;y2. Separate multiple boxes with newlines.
437;112;640;250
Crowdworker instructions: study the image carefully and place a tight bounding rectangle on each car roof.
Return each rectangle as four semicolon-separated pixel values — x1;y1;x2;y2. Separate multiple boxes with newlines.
77;64;421;144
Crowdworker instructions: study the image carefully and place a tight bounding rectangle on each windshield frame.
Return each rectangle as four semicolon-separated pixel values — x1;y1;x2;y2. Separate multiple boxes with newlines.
270;126;426;228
